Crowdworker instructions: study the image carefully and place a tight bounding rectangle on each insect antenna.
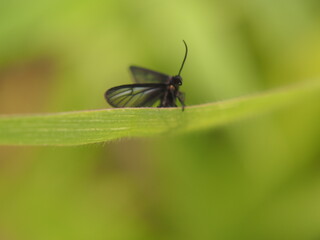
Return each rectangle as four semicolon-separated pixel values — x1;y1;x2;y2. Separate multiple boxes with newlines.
177;40;188;76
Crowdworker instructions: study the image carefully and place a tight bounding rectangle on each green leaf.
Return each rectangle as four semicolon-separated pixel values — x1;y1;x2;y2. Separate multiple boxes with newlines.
0;80;319;146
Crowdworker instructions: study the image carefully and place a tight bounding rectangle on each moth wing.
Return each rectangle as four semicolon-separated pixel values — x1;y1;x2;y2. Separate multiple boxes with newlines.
129;66;171;83
105;84;166;107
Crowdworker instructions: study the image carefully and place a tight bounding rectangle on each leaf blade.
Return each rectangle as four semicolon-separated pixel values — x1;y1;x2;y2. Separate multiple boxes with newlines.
0;80;319;146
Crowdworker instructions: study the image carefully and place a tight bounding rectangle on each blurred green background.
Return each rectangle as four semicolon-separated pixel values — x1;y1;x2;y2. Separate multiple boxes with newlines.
1;0;320;239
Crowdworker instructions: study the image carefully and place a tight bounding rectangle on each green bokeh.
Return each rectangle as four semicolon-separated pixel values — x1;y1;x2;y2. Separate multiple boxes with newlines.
1;0;320;239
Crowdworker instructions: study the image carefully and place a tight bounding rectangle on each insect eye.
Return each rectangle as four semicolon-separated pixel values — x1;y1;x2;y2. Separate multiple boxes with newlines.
173;76;182;85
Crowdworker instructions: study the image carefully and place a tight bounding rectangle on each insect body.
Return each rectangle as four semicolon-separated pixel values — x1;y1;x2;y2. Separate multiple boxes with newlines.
105;41;188;110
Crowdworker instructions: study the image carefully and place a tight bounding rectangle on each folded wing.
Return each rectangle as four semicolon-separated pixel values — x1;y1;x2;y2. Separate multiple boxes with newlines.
105;84;166;107
130;66;171;83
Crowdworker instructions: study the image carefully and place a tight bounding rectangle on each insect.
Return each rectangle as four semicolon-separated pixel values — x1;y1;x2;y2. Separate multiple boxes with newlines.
104;40;188;111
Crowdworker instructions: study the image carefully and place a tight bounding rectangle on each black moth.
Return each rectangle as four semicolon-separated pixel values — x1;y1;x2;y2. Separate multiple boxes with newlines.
105;40;188;111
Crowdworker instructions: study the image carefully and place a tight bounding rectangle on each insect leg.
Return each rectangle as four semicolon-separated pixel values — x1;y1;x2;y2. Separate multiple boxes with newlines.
177;91;185;111
170;88;177;107
159;89;169;107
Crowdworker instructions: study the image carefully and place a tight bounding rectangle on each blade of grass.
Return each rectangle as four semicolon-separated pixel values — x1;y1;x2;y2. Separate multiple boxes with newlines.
0;80;319;146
